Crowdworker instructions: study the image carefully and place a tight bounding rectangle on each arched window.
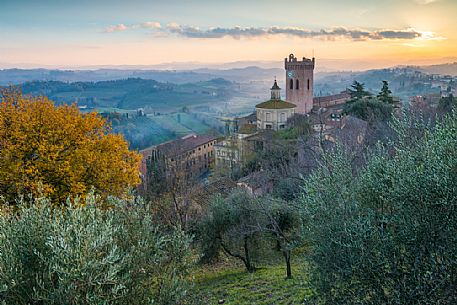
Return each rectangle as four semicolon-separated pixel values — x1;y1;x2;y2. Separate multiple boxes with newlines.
290;79;293;90
296;79;299;90
307;79;310;90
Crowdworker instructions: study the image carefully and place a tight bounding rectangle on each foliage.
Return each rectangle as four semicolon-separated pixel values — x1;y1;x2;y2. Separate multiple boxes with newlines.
198;190;302;277
0;195;195;305
273;177;303;201
343;97;393;122
0;89;140;204
347;80;372;102
377;80;394;104
300;111;457;304
274;115;312;141
437;94;457;115
198;190;260;272
145;156;169;199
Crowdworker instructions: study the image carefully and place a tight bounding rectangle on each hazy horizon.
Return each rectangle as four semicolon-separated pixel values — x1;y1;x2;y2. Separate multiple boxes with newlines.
1;56;457;73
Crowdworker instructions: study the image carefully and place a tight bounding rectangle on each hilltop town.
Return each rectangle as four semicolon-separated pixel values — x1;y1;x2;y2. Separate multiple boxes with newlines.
137;54;389;200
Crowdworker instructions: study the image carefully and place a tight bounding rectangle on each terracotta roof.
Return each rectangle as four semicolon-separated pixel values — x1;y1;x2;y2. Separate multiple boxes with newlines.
141;134;217;157
238;171;271;189
238;124;257;134
255;99;296;109
313;91;350;104
190;178;237;207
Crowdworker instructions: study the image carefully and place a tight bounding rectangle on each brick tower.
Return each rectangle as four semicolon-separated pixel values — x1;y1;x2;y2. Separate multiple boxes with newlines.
285;54;315;114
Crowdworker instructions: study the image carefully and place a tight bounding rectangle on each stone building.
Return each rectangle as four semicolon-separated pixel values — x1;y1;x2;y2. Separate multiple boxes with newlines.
285;53;315;114
255;80;296;131
313;91;351;109
214;139;242;169
139;134;217;190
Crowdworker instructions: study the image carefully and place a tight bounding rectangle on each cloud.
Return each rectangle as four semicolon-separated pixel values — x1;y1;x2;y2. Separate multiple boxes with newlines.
104;22;444;42
104;21;161;33
166;24;432;41
140;22;161;29
415;0;439;4
105;23;128;33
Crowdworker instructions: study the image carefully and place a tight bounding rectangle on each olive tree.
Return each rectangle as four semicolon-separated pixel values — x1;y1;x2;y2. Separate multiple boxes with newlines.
301;111;457;304
0;194;195;305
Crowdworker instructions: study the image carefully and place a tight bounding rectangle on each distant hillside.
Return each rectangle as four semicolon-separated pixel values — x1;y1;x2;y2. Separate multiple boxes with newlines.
417;62;457;76
7;78;237;111
0;66;282;86
314;67;451;100
0;69;217;85
194;66;283;82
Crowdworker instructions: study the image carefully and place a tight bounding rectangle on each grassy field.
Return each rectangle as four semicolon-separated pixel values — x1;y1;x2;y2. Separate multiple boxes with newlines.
149;112;215;138
194;259;313;305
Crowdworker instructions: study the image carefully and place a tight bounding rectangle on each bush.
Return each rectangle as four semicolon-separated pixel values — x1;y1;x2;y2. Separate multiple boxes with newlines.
0;195;194;305
301;111;457;304
343;97;393;122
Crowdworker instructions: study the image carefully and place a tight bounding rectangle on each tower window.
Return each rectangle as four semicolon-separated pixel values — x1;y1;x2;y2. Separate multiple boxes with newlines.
307;79;310;90
296;79;299;90
290;79;293;90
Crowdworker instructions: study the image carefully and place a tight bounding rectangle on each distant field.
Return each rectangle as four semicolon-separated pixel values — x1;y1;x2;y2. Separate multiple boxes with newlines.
110;112;221;150
16;78;237;112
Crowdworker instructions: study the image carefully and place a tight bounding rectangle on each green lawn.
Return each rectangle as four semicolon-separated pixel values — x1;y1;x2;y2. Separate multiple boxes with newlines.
194;260;313;305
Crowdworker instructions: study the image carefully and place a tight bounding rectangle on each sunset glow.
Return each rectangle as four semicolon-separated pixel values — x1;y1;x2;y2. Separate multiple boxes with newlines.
1;0;456;69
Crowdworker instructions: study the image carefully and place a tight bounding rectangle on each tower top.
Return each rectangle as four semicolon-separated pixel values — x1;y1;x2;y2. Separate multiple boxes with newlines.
285;53;315;69
271;79;280;90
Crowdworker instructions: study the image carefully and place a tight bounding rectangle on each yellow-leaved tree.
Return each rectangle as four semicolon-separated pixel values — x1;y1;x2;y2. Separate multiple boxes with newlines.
0;89;141;204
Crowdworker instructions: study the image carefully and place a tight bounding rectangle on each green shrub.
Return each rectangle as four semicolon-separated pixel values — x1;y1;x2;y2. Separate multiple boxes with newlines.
0;195;194;305
343;97;393;122
301;111;457;304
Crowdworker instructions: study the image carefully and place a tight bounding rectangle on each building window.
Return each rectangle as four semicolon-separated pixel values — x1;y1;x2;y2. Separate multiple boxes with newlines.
296;79;299;90
307;79;310;90
279;124;285;129
266;124;272;130
266;112;271;121
290;79;293;90
280;112;286;122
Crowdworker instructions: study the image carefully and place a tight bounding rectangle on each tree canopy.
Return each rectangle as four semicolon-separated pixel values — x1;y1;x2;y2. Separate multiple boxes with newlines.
377;80;394;104
0;89;141;204
347;80;372;101
301;111;457;304
344;81;395;122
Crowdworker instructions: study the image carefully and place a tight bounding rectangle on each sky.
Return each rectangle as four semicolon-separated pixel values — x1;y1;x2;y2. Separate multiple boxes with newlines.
0;0;456;70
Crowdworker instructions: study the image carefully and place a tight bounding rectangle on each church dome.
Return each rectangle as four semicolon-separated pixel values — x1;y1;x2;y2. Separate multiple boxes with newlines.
255;99;296;109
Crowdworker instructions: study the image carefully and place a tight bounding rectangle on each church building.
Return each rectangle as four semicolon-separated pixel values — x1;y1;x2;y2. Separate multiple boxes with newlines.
256;79;296;131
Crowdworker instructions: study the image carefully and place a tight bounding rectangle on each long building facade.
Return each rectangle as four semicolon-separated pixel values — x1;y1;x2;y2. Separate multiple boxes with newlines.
140;134;217;191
